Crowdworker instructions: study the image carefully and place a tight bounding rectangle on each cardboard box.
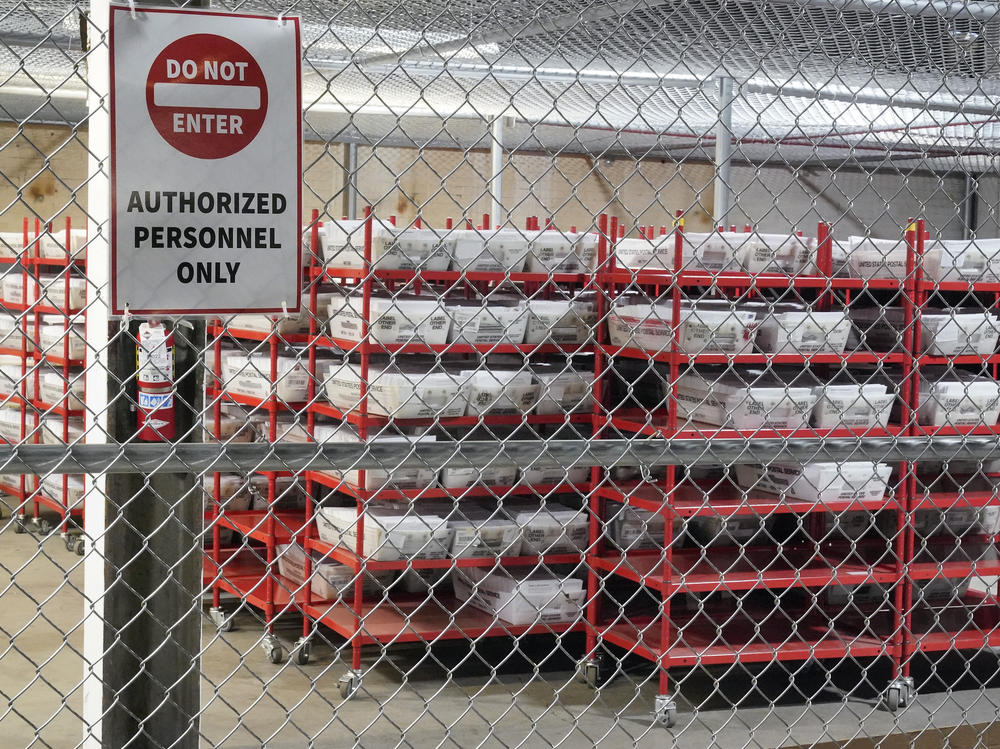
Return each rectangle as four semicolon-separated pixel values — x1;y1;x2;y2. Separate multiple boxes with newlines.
38;229;88;259
735;461;892;503
322;219;452;271
324;361;469;419
40;473;84;505
421;502;523;558
923;238;1000;283
227;289;337;335
918;368;1000;427
39;415;84;444
755;308;851;355
740;233;814;274
846;236;909;280
614;236;673;271
810;382;894;430
38;319;86;360
461;368;540;415
0;405;20;441
508;501;588;554
37;273;86;311
912;507;1000;537
523;297;595;344
532;365;594;415
606;505;668;550
608;299;759;354
451;229;529;273
312;422;438;490
445;299;528;345
310;556;396;600
676;367;817;430
221;351;309;402
316;505;453;561
329;293;451;345
40;369;84;410
524;230;577;273
452;567;585;626
0;313;32;352
679;231;744;273
920;309;1000;356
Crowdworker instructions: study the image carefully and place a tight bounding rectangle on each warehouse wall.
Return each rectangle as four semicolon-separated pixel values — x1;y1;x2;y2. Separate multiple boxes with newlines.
0;123;977;241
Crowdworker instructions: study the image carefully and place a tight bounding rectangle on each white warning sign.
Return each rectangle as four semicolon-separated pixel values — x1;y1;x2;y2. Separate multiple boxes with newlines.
110;5;301;316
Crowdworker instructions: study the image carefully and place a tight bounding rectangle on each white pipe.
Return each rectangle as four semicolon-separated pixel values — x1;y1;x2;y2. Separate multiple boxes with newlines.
346;142;358;220
82;0;109;743
714;77;735;226
490;116;505;228
770;0;1000;20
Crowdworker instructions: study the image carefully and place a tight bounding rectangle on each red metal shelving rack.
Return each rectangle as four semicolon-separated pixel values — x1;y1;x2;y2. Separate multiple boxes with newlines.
295;208;593;691
9;216;87;549
583;214;928;719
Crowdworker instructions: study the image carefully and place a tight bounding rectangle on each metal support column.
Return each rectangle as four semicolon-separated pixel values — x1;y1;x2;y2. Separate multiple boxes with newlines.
490;116;506;229
963;171;980;239
345;142;358;220
713;77;735;226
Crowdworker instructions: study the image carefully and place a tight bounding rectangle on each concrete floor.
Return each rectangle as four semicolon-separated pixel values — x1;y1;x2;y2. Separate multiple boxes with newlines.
4;520;1000;748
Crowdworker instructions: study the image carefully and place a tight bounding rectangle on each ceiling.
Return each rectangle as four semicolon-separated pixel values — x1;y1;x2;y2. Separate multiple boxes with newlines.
0;0;998;169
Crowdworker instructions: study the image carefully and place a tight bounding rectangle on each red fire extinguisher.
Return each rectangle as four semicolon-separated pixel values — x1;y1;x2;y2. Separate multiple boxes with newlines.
136;320;175;441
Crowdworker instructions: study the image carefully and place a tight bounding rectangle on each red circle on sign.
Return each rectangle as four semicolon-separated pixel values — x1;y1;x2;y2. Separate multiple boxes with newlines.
145;34;268;160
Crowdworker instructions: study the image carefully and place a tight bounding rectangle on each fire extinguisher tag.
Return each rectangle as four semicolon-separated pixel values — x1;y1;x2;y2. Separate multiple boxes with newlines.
138;390;173;410
138;322;173;385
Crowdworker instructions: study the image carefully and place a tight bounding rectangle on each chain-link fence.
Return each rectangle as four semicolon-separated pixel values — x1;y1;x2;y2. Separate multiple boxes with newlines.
5;0;1000;747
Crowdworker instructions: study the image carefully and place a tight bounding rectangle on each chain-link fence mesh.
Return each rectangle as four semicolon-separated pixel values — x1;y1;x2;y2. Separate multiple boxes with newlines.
5;0;1000;747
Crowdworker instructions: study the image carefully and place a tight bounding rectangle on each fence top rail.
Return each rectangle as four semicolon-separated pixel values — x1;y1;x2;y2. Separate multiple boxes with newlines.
1;436;998;475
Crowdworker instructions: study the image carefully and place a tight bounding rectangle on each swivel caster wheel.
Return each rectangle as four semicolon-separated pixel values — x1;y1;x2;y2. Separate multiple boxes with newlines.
261;634;283;664
577;655;610;689
294;638;311;666
654;695;678;728
338;671;360;700
13;516;26;534
885;677;914;712
209;606;233;632
74;539;85;556
37;519;52;535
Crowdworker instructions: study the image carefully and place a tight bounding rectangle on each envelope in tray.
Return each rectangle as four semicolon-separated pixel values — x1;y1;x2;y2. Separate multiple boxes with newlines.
735;461;891;503
676;367;817;430
40;369;84;410
451;567;585;626
606;505;669;550
315;505;452;561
